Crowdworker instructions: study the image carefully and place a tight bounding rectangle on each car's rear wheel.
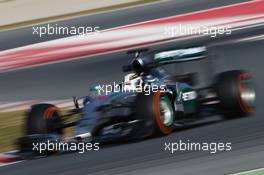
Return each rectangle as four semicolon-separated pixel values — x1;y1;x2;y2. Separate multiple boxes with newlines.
215;70;256;117
135;91;175;136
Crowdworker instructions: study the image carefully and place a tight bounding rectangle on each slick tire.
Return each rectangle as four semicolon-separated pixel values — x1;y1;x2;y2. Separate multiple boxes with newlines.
26;103;63;135
135;91;175;136
214;70;255;117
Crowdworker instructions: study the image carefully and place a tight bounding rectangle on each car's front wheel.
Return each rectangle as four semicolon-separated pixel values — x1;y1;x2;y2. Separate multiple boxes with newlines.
26;103;63;135
18;104;63;154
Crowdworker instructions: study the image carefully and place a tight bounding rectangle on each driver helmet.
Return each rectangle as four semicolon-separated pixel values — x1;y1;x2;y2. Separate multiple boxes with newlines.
123;73;143;91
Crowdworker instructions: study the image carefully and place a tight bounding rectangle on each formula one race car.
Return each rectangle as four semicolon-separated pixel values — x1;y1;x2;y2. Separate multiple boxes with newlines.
18;46;256;154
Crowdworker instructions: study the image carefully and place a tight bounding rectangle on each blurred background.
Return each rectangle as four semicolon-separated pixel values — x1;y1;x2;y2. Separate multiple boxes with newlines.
0;0;264;174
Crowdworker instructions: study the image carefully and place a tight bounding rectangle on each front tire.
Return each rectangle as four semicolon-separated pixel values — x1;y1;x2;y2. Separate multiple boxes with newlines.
19;104;63;154
26;103;63;135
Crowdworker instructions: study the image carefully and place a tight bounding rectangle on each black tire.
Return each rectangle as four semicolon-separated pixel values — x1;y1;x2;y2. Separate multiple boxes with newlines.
26;103;63;135
135;91;175;136
214;70;255;117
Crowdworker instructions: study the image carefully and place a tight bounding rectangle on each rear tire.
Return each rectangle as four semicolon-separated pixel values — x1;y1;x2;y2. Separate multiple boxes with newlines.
214;70;255;117
135;91;175;136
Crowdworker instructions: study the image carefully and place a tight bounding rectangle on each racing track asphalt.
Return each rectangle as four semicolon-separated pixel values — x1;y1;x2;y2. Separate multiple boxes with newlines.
0;0;250;51
0;0;264;175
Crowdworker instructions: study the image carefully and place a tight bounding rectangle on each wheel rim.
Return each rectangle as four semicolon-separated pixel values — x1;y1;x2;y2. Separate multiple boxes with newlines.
159;96;174;127
239;73;256;112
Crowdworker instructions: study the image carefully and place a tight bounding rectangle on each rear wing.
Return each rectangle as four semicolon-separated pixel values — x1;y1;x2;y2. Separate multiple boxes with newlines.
123;46;207;73
154;46;207;64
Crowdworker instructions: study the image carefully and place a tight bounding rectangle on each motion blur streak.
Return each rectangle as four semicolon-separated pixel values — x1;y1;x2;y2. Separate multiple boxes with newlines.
0;32;263;175
0;0;264;175
0;0;263;72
